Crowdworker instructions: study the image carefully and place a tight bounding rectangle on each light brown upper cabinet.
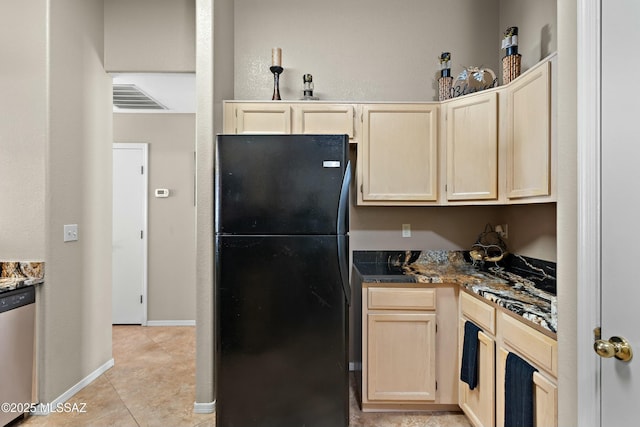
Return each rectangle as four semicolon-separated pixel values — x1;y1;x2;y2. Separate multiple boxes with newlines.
225;103;291;134
223;102;358;142
222;54;556;206
506;61;552;200
445;91;499;201
358;104;439;205
291;104;357;143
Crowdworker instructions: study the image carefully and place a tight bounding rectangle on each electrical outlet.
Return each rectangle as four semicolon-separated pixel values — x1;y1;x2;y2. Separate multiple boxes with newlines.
402;224;412;238
495;224;509;239
64;224;78;242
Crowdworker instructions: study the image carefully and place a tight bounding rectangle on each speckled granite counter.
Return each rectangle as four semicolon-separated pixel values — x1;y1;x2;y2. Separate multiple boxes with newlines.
0;262;44;294
353;250;557;336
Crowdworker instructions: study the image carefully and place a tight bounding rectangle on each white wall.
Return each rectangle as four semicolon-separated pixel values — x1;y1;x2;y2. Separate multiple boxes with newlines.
0;0;47;260
104;0;196;72
113;114;196;322
234;0;499;102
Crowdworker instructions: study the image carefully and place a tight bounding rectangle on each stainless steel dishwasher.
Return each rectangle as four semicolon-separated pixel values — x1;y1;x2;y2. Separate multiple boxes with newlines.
0;286;35;426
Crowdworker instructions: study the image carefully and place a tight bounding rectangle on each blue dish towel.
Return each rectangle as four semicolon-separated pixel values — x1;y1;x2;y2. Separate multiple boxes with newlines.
460;320;482;390
505;352;538;427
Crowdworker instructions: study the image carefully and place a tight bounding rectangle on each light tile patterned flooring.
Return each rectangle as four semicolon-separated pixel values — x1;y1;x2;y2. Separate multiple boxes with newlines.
17;326;471;427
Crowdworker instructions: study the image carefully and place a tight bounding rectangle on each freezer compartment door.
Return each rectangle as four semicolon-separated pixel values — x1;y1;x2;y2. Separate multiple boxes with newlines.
215;234;349;427
215;134;349;235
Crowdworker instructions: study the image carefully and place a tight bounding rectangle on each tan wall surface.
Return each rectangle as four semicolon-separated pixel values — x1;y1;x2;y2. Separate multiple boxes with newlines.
104;0;196;72
0;0;47;260
114;113;196;321
499;0;558;75
503;203;557;262
556;0;577;424
234;0;500;102
40;0;113;402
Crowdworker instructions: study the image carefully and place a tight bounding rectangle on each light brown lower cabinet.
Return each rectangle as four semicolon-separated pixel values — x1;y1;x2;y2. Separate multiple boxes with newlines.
368;312;436;401
459;292;558;427
458;318;495;427
495;348;558;427
361;285;459;411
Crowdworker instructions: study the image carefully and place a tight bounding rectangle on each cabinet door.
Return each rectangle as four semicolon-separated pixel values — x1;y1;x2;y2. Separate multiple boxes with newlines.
292;104;356;142
446;92;498;201
496;347;558;427
458;319;495;427
533;372;558;427
360;104;438;203
233;103;291;134
506;62;551;199
367;312;436;401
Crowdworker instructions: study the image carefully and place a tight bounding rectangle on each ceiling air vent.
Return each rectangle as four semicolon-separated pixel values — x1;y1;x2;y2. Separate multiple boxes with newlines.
113;84;167;110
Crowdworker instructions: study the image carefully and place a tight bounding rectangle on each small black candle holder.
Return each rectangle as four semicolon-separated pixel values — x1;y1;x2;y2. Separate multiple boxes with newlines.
270;66;283;100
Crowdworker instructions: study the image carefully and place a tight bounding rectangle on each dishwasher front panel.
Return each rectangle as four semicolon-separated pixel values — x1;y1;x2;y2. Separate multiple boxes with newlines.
0;287;36;426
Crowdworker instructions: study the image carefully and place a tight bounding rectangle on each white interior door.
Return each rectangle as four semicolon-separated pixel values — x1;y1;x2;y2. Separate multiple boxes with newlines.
112;143;148;325
600;1;639;424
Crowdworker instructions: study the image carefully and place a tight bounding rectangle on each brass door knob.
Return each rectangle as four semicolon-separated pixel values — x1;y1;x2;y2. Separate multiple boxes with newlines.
593;329;633;362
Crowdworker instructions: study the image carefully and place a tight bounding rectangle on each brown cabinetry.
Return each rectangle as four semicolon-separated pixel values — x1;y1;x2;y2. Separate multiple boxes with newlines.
458;292;496;427
358;104;439;205
445;92;499;201
496;312;558;427
223;54;556;206
459;292;558;427
506;60;553;201
360;285;459;411
223;101;358;142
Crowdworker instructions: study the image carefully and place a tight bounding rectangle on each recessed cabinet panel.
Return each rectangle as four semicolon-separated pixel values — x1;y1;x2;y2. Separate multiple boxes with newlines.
500;312;557;376
368;287;436;310
235;103;291;134
458;319;495;427
360;104;438;203
496;347;558;427
507;62;551;199
446;92;498;201
367;312;436;401
292;104;355;140
533;372;558;427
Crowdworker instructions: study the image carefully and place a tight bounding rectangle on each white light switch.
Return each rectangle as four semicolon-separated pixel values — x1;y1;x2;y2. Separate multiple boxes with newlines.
155;189;170;198
64;224;78;242
402;223;411;238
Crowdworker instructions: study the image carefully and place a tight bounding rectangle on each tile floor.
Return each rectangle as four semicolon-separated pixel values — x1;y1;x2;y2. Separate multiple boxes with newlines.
17;326;471;427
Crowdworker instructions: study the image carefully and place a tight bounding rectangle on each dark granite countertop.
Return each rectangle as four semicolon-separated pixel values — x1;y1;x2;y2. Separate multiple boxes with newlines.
0;262;45;294
353;250;557;335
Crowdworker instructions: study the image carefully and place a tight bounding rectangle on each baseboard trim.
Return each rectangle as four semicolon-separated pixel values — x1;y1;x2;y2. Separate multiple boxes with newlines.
193;400;216;414
31;358;115;416
146;320;196;326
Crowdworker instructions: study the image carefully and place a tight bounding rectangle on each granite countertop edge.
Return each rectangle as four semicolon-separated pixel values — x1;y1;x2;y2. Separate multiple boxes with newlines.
0;261;45;294
353;250;557;338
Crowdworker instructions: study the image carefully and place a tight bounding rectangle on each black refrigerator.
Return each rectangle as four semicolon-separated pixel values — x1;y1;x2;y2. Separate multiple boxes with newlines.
214;134;351;427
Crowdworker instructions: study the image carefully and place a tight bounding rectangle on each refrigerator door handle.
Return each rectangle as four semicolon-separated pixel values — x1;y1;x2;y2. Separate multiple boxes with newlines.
337;161;351;305
337;161;351;236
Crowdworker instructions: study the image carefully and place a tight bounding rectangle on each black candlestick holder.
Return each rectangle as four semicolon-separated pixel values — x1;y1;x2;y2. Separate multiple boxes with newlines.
270;66;283;100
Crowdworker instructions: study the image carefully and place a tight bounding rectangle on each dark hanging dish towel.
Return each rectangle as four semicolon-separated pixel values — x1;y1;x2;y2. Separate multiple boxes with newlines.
505;352;538;427
460;320;482;390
